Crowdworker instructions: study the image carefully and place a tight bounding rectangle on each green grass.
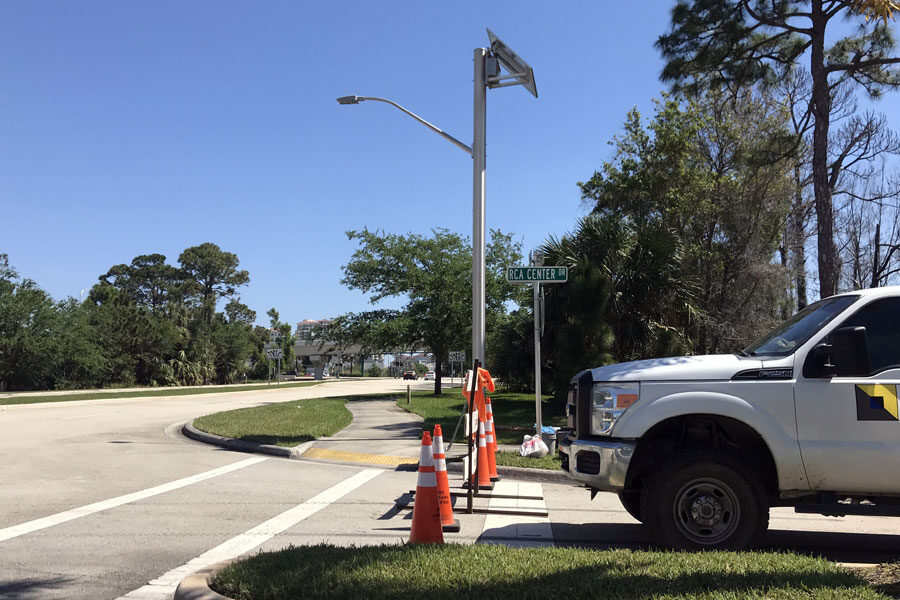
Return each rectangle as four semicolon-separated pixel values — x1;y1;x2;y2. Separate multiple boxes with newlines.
397;390;566;446
211;544;889;600
0;381;322;406
493;450;562;470
192;396;357;446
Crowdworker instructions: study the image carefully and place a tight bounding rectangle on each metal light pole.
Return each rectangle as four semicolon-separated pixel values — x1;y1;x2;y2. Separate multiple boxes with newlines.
472;47;487;364
338;29;536;368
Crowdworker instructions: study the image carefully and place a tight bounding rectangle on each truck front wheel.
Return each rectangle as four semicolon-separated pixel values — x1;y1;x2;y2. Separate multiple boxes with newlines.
640;450;768;550
618;491;642;522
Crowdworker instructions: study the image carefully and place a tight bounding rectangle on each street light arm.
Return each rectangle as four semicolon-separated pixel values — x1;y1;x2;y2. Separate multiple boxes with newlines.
354;96;473;156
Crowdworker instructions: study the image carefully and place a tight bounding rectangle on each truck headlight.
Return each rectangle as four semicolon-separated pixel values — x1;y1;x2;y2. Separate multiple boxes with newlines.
591;383;639;435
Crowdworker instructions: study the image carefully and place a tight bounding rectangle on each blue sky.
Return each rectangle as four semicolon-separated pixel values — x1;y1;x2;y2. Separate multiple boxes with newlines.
2;2;898;328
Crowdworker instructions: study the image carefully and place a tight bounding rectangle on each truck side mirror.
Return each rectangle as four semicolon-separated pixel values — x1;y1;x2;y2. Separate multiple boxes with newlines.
803;342;835;379
831;326;870;377
803;326;869;378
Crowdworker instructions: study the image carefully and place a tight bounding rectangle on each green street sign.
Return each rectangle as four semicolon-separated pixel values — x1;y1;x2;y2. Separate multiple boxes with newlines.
506;266;568;283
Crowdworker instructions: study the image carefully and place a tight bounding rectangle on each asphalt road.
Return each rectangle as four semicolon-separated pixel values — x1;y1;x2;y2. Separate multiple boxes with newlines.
0;378;436;600
2;378;900;600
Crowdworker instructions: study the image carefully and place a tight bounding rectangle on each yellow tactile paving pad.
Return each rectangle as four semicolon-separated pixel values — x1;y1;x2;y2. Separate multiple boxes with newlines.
302;447;418;466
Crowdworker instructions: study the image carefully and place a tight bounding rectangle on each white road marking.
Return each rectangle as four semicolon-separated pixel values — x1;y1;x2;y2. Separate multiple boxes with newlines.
116;468;382;600
62;411;119;420
480;481;554;547
0;457;267;543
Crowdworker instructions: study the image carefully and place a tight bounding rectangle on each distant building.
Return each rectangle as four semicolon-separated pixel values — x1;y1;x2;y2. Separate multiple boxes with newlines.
294;318;387;375
295;319;331;343
363;356;386;371
404;352;434;370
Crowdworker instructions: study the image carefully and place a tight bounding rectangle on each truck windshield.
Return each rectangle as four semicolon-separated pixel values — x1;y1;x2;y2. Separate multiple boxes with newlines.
741;295;859;357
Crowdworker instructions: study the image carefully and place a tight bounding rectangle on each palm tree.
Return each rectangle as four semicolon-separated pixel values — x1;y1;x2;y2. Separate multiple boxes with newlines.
539;215;698;404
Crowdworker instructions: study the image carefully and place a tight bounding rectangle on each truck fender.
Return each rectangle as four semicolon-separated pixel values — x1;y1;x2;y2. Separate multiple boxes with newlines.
615;391;808;491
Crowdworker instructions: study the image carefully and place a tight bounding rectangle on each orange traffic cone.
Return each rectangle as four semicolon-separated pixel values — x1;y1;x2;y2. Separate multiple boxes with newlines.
475;419;494;490
432;425;460;532
409;431;444;544
484;395;500;482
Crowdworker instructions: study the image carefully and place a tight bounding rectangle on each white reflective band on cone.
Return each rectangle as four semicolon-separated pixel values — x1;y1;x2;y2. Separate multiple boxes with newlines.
417;471;437;487
419;444;434;467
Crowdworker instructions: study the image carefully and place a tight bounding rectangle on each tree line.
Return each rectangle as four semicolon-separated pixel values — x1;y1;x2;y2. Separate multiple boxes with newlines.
0;243;293;391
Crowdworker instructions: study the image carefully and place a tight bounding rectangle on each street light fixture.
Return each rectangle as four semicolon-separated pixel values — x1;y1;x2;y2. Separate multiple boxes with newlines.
336;95;472;154
337;29;537;367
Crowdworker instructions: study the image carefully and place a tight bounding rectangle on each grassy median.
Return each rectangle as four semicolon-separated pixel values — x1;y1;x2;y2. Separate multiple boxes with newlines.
398;390;566;446
493;450;562;470
211;543;890;600
193;396;355;446
0;380;322;406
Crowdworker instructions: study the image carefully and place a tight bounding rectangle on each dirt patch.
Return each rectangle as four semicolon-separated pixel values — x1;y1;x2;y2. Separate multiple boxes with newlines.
857;563;900;599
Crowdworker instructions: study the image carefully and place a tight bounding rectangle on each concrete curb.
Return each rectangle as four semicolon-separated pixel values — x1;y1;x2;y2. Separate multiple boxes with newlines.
182;422;314;458
173;559;236;600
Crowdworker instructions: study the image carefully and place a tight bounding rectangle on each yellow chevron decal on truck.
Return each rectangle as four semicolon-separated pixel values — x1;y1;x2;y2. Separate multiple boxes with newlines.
855;384;899;421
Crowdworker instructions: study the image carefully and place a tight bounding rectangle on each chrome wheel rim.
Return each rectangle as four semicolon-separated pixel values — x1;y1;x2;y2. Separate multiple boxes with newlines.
672;477;740;546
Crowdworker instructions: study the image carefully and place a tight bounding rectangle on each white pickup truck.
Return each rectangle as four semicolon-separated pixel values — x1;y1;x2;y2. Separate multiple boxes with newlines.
559;286;900;550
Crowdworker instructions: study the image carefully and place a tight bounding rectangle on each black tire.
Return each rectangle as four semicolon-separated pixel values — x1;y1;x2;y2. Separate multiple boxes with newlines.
618;491;642;522
640;450;769;550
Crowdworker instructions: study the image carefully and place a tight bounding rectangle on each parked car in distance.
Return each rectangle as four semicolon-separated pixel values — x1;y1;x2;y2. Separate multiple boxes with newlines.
423;371;436;381
403;371;417;380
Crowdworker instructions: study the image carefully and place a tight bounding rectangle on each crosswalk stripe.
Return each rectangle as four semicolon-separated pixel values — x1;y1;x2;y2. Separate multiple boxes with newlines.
0;457;267;543
116;468;382;600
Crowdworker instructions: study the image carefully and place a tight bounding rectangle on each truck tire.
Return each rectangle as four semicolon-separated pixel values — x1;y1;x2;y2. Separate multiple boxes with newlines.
640;450;768;550
618;491;642;522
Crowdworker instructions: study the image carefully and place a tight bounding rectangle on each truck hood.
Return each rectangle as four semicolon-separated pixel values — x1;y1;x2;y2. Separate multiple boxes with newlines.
572;354;764;383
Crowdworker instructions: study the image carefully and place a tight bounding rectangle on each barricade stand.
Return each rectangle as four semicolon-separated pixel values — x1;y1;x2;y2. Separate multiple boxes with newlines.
432;425;460;532
409;431;443;544
473;369;487;493
465;359;480;513
471;367;496;491
402;370;547;519
456;362;548;515
484;394;499;482
462;365;492;489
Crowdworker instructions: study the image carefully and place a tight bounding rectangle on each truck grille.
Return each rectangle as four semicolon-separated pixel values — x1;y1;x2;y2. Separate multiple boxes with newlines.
574;371;593;436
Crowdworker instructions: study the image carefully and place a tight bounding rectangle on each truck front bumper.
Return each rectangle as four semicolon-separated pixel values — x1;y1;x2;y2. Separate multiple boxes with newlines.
559;437;636;492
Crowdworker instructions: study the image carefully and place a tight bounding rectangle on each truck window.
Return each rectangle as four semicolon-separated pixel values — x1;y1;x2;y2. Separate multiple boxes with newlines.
839;297;900;375
743;295;858;357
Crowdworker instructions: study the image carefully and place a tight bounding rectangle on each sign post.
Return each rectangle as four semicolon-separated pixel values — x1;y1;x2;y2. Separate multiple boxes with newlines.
266;347;283;386
266;331;282;386
449;350;465;387
506;255;567;438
